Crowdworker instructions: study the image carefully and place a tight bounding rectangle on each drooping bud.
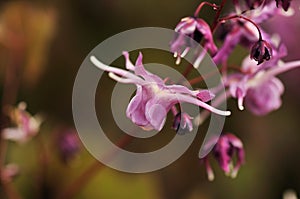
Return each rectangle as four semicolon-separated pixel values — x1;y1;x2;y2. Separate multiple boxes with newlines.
201;133;245;180
212;134;245;178
250;40;273;65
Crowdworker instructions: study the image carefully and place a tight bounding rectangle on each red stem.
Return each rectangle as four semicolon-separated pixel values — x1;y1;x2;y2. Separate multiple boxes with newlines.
188;69;219;85
219;15;262;40
194;2;219;17
211;0;228;31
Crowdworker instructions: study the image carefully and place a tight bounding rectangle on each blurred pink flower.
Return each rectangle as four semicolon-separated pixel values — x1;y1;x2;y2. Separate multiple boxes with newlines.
0;164;19;183
56;129;81;164
2;102;42;143
245;77;284;115
228;56;300;114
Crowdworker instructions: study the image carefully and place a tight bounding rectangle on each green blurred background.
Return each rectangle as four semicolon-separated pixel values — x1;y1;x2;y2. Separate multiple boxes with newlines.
0;0;299;199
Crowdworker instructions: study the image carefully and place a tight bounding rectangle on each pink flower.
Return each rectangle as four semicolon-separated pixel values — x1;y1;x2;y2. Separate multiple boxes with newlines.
2;102;42;143
202;133;245;180
228;58;300;115
170;17;218;65
245;77;284;115
227;60;284;113
213;2;282;65
90;52;231;131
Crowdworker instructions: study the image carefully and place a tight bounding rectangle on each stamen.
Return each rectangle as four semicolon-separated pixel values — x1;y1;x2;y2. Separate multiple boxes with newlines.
238;97;245;111
181;48;190;58
173;52;178;58
204;158;215;181
175;56;181;65
193;48;207;69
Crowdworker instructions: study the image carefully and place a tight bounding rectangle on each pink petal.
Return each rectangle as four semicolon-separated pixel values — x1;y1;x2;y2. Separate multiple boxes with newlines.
145;103;167;131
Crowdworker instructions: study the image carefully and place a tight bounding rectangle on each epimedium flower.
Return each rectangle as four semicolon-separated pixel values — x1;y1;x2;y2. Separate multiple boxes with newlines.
227;57;282;112
2;102;42;143
250;39;273;65
213;2;281;65
170;16;218;65
202;133;245;181
244;77;284;115
90;52;231;131
227;57;300;115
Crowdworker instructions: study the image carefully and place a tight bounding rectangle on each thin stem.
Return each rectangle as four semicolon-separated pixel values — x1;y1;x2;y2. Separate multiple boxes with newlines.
188;70;219;85
211;0;228;32
182;63;194;78
219;15;262;40
194;2;219;17
56;134;134;199
0;43;24;199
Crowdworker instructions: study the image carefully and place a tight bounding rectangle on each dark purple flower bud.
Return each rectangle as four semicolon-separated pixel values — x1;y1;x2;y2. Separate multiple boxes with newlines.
56;129;81;164
172;112;193;133
276;0;292;11
250;40;273;65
